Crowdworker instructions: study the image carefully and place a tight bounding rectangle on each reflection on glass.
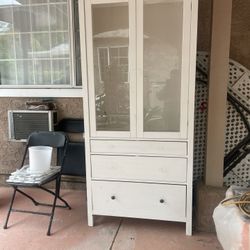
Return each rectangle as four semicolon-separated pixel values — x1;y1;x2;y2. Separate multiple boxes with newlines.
34;59;51;84
13;6;31;32
16;60;34;84
0;61;16;85
50;4;68;31
32;33;50;58
143;0;183;132
51;32;69;58
0;1;73;86
92;3;130;131
31;5;49;32
52;59;69;84
0;8;13;33
0;35;14;59
15;34;32;59
30;0;48;4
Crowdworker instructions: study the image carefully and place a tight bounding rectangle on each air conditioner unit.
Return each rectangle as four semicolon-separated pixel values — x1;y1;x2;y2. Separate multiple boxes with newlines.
8;110;57;142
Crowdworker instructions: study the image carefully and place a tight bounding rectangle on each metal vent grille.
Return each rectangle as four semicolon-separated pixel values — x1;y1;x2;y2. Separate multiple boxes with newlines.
13;113;49;140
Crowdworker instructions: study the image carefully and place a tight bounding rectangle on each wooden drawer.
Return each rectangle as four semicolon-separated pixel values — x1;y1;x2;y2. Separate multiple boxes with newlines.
90;140;187;156
91;181;186;222
91;155;187;183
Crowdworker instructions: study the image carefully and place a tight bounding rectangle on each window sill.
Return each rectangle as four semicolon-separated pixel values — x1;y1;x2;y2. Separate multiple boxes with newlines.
0;88;83;98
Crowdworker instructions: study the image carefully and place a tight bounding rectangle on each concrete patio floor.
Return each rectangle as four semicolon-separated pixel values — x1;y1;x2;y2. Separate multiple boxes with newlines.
0;187;222;250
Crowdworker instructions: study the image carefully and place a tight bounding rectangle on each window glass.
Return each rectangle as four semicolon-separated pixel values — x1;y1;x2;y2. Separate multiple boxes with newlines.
0;0;79;86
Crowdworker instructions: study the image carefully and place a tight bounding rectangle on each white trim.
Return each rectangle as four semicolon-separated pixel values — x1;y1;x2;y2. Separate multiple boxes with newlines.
79;0;94;226
0;88;83;97
129;0;137;138
186;0;198;236
136;0;143;137
180;0;191;138
69;0;76;87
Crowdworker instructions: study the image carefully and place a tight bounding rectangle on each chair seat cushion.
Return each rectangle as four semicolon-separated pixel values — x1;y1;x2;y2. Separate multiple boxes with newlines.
6;165;61;186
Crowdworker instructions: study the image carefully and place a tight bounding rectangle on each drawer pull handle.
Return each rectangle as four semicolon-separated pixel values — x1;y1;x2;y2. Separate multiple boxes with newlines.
111;196;116;200
160;199;165;204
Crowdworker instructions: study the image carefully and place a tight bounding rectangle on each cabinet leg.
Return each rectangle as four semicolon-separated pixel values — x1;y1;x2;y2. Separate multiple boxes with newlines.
186;221;192;236
88;214;94;227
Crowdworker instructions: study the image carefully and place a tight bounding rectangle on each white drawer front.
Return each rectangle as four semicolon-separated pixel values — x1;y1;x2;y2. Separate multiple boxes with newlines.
92;181;186;222
90;140;187;156
91;155;187;183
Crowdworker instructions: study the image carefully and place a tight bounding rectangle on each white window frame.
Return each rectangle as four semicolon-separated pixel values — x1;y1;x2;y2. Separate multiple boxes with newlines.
0;0;82;97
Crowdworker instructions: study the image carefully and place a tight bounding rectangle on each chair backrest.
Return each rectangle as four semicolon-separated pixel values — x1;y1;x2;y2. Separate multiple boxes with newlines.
20;131;68;169
27;131;67;148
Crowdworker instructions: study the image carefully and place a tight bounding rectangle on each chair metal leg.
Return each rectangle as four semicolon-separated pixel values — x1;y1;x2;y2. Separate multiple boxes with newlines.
47;177;60;236
4;187;17;229
16;189;39;206
39;186;71;210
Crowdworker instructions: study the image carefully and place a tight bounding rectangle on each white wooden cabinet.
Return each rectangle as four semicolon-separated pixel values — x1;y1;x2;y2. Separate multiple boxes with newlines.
79;0;198;235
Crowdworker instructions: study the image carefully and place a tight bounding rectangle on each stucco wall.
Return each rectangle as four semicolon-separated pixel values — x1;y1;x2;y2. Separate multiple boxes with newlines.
230;0;250;70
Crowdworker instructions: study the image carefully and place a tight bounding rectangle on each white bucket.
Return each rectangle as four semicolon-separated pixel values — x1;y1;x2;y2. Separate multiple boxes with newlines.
29;146;53;173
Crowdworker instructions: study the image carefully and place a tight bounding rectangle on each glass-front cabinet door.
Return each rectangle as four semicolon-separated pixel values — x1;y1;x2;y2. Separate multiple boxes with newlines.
85;0;136;137
137;0;191;139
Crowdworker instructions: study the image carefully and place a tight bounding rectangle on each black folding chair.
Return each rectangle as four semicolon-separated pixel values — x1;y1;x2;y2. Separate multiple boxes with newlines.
3;131;71;236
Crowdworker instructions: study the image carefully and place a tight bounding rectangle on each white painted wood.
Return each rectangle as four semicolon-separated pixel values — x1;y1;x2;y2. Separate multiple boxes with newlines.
91;155;187;183
136;0;143;138
90;140;187;156
81;0;198;235
185;0;198;236
0;88;83;98
92;181;186;222
79;0;94;227
129;0;137;138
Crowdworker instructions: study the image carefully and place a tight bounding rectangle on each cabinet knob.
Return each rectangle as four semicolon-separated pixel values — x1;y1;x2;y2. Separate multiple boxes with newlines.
160;199;165;204
111;195;116;200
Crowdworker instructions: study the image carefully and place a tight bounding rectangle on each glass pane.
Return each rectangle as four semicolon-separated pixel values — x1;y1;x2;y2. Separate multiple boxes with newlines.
15;34;32;59
0;61;16;85
143;0;183;132
51;32;69;58
50;4;68;31
52;59;70;85
92;3;130;131
0;35;14;59
31;5;49;32
0;7;13;33
30;0;48;4
13;6;31;32
16;60;34;85
32;33;51;58
34;59;51;84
